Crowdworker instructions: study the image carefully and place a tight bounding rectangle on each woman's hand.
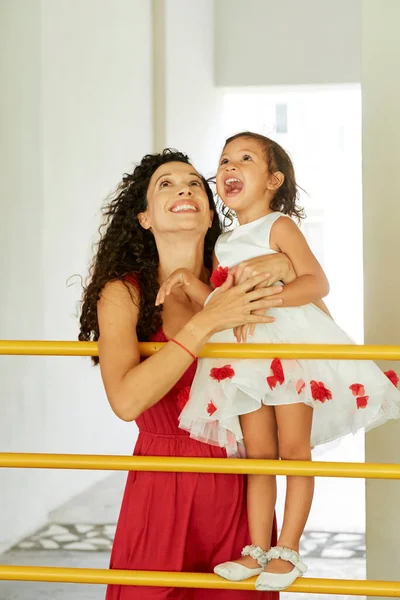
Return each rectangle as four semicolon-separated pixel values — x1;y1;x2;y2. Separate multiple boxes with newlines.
194;272;284;336
231;252;296;287
234;308;268;343
229;254;295;343
98;274;282;422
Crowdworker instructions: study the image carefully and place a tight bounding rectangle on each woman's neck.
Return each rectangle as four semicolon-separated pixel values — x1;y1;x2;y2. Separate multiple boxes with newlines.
156;234;206;283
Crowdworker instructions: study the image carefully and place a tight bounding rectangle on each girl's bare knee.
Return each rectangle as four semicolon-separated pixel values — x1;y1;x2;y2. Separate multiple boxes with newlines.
245;441;279;460
278;441;311;461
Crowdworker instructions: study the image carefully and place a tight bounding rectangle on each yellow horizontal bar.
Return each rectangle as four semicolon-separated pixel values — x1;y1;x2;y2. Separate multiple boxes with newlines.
0;339;400;360
1;453;400;479
0;340;99;357
1;566;400;596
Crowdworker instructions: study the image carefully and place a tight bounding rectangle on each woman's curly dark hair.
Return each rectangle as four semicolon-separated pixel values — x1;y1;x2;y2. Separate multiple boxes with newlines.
79;149;221;364
222;132;305;223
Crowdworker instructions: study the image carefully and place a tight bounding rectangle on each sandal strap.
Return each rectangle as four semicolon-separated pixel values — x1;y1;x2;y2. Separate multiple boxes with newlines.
241;545;268;567
265;546;307;574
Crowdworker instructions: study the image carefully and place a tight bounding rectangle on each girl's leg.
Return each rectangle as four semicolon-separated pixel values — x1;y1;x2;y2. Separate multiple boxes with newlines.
235;404;279;568
266;402;314;574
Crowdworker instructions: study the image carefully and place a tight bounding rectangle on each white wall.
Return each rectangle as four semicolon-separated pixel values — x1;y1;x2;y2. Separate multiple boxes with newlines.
361;0;400;590
215;0;361;86
0;0;153;552
162;0;224;176
220;87;365;533
0;0;46;554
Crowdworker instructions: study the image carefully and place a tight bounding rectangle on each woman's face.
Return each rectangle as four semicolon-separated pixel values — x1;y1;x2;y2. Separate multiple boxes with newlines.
139;161;213;237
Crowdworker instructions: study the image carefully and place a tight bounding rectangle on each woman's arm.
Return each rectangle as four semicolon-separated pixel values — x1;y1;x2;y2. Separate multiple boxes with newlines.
231;252;297;286
269;217;330;307
98;273;284;422
98;280;206;422
228;235;331;324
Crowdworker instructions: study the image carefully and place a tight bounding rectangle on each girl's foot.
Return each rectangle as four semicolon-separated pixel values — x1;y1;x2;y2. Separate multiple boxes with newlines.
231;555;261;569
255;546;307;591
265;557;296;574
214;545;267;581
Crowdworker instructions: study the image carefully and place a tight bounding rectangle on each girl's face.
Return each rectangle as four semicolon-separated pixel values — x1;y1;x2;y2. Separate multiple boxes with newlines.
217;136;281;223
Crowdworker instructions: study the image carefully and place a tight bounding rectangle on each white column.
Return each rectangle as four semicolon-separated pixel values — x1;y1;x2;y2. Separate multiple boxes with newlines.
39;0;153;511
155;0;224;176
0;0;46;552
0;0;154;551
362;0;400;591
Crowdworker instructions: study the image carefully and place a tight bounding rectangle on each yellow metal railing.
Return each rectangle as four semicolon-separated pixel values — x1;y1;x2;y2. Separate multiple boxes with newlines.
1;339;400;595
1;452;400;479
1;339;400;360
1;566;400;596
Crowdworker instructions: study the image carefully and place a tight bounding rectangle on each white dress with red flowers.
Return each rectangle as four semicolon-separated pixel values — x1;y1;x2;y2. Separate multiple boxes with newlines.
178;212;400;457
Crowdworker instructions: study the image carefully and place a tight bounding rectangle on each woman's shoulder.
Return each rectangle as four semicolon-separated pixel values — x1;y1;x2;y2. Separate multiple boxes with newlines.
101;275;140;296
98;277;140;319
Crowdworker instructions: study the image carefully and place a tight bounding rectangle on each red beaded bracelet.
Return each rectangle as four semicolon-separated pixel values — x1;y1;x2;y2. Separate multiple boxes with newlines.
170;338;197;361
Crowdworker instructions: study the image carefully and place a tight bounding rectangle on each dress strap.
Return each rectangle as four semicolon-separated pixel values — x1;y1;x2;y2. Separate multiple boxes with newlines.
124;273;140;292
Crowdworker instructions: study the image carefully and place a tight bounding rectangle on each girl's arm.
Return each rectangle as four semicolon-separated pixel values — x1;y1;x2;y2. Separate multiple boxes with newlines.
155;268;212;307
313;298;332;318
269;217;330;307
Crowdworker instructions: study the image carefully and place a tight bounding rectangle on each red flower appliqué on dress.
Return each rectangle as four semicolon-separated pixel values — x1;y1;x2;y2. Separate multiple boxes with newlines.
267;358;285;390
176;386;190;411
296;379;306;394
356;395;369;409
310;380;332;403
349;383;369;409
210;266;229;288
207;401;217;416
384;370;399;387
349;383;365;397
210;364;235;382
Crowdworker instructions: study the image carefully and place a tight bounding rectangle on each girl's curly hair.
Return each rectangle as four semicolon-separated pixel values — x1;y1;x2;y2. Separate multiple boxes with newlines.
79;149;221;364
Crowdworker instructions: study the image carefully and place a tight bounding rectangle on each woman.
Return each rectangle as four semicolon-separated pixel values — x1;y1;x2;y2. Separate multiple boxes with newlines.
79;149;296;599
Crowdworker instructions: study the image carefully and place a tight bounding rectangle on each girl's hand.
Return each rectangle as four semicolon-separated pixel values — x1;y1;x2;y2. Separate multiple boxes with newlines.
155;268;193;306
197;273;284;336
233;283;282;342
234;308;268;343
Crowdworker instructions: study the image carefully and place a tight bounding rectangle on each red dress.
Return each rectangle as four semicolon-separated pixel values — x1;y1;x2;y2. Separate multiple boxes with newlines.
106;329;279;600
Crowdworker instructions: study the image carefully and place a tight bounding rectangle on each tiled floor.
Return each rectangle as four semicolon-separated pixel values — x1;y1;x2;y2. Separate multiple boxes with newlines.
11;524;365;560
12;523;116;552
0;472;367;599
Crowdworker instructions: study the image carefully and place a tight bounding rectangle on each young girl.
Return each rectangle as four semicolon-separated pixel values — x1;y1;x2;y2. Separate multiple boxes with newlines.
155;132;400;591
